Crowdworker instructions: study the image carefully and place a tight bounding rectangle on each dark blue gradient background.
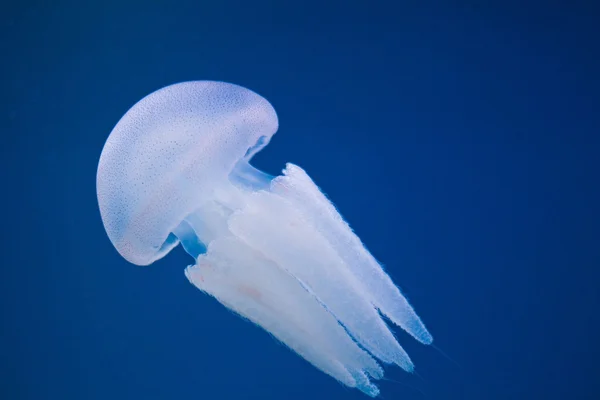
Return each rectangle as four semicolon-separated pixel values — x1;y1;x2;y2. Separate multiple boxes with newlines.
2;1;598;399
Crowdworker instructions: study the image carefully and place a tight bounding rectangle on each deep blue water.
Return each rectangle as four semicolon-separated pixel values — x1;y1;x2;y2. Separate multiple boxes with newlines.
2;1;599;399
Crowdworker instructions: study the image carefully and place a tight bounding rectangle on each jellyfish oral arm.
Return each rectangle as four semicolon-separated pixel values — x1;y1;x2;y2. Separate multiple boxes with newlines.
180;161;430;397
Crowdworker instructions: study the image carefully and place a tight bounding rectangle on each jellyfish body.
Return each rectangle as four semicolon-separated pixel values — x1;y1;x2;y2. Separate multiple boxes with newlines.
97;81;431;397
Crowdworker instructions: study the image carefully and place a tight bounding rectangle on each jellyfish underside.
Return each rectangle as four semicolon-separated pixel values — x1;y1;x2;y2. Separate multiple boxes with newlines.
172;159;431;397
97;81;431;397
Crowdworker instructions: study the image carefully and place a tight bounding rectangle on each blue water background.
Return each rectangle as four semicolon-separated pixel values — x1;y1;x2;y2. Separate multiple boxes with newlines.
1;2;598;399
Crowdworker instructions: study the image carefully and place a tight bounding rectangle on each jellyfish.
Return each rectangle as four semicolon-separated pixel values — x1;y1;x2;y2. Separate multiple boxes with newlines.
96;81;432;397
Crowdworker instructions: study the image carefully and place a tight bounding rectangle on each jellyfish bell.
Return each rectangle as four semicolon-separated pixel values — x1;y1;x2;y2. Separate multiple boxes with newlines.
97;81;278;266
97;81;432;397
